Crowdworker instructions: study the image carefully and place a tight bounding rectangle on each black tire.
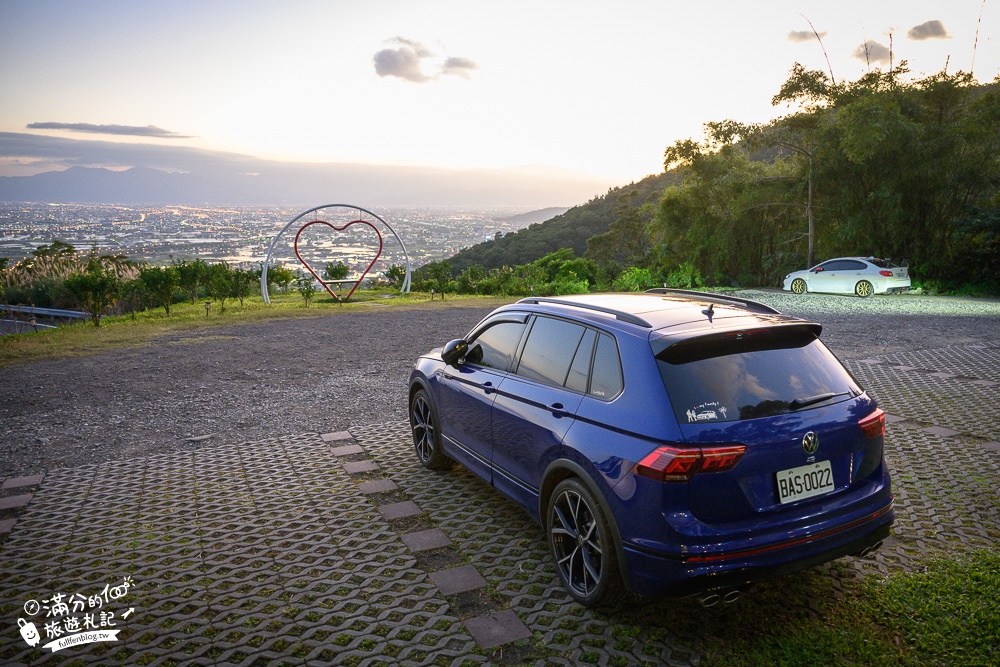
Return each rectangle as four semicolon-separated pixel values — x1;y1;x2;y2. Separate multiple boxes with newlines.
855;280;874;298
547;478;624;607
791;278;806;294
409;389;453;470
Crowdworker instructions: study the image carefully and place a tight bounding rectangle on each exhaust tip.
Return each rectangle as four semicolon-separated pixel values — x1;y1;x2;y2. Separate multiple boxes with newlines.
697;592;721;608
722;588;742;604
858;540;884;558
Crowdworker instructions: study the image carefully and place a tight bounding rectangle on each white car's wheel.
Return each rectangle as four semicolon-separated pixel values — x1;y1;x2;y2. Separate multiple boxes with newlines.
855;280;874;298
791;278;806;294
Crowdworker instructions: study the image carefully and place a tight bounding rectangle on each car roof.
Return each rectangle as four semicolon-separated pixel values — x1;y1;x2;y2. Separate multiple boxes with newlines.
505;290;814;338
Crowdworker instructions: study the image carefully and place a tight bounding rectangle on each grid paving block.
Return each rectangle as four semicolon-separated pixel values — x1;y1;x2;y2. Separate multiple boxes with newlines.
1;474;44;490
428;565;487;595
379;500;422;520
330;444;365;457
922;425;961;437
402;528;452;553
321;431;354;442
0;494;32;511
342;460;380;474
464;609;533;649
0;518;16;534
983;442;1000;452
358;479;398;494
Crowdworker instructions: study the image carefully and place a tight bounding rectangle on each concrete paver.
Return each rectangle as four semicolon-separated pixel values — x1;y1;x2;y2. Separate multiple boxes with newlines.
1;344;997;665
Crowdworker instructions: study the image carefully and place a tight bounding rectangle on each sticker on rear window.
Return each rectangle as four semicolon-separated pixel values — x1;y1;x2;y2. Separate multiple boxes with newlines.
686;402;728;422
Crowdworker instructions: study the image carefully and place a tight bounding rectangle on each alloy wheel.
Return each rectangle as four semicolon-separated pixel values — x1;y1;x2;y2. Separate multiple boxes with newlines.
411;393;435;463
550;487;605;599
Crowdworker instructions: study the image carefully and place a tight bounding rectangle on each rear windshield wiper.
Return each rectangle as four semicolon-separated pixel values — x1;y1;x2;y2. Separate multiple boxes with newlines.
789;391;852;410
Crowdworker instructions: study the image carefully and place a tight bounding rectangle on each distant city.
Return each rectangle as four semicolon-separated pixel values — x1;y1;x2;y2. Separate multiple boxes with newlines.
0;203;552;272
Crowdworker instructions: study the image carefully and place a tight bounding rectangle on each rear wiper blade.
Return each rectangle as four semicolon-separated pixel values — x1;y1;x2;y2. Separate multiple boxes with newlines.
789;391;851;410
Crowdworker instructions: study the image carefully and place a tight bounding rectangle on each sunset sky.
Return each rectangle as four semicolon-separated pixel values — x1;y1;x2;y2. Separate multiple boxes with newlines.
1;0;997;187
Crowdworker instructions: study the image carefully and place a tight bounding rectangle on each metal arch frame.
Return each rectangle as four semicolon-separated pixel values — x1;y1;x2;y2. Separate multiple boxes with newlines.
260;203;412;304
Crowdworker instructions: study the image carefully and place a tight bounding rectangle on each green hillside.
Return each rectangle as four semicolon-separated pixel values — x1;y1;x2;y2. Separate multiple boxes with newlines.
446;171;679;273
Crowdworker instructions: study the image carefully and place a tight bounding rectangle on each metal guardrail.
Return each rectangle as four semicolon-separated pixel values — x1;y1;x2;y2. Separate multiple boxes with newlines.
0;305;88;319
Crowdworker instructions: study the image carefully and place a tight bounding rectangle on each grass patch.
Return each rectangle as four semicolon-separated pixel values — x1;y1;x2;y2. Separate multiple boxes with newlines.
706;549;1000;667
0;291;513;366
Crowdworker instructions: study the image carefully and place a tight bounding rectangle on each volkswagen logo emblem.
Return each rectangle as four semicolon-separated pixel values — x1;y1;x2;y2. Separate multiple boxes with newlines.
802;432;819;454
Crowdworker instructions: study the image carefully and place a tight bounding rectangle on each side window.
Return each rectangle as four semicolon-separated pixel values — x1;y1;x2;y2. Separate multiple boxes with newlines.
516;317;587;387
465;321;526;371
565;329;596;393
589;334;623;399
844;260;866;271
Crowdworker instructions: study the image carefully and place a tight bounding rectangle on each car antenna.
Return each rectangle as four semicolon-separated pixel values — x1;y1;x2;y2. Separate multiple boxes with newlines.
702;303;715;319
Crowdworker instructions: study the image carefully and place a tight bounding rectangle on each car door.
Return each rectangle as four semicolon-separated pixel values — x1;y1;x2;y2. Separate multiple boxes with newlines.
437;314;528;481
491;316;591;511
841;259;868;292
811;260;847;294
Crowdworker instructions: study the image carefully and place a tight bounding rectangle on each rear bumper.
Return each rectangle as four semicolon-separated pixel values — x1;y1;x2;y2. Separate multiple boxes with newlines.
621;501;895;597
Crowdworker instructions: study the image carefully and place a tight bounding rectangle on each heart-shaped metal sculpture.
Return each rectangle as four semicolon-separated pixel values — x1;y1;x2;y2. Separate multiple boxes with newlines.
293;219;383;302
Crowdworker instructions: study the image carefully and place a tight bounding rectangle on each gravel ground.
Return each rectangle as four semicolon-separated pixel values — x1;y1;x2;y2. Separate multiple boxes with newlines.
1;291;998;478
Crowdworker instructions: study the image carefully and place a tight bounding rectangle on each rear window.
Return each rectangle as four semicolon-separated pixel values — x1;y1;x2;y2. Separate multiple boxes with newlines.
653;329;861;424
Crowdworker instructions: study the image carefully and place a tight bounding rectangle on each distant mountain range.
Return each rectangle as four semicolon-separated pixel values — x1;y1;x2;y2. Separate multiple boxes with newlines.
0;132;614;208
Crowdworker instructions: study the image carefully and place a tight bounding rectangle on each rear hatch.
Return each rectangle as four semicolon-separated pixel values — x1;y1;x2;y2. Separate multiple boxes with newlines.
870;257;909;281
652;325;885;524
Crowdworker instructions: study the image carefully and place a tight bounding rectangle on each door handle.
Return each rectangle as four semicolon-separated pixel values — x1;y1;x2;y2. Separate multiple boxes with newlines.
483;381;495;394
550;402;569;417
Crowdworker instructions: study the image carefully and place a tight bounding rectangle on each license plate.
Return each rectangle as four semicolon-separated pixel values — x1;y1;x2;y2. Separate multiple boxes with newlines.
776;461;835;504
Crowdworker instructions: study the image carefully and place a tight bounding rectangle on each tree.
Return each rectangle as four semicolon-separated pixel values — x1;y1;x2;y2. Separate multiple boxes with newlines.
207;262;233;313
231;268;256;307
270;265;295;293
612;267;653;292
295;273;317;306
323;261;350;282
174;258;208;303
457;264;486;294
425;261;452;299
64;257;121;327
120;278;146;320
139;265;180;315
383;264;407;290
32;240;76;258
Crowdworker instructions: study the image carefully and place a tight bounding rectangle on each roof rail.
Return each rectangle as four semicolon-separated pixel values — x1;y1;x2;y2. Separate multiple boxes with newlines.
644;288;781;315
516;297;652;328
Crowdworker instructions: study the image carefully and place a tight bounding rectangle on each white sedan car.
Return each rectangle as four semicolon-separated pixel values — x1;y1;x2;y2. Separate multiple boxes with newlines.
782;257;910;297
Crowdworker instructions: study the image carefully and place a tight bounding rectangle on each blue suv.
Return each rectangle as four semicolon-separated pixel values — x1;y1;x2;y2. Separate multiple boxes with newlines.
408;290;894;606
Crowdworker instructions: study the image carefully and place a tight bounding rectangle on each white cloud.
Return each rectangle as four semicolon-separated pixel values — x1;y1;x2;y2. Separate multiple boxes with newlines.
852;40;892;65
788;30;827;43
373;37;477;83
907;20;949;41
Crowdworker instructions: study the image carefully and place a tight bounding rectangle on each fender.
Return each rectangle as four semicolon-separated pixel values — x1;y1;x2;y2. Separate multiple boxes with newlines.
539;458;634;593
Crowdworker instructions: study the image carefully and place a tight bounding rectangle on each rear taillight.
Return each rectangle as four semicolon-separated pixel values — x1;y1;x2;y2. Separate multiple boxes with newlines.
636;444;746;482
859;408;885;439
879;270;893;277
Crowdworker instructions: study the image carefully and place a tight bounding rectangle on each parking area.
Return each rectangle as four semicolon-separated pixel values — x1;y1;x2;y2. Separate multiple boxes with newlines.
1;344;998;665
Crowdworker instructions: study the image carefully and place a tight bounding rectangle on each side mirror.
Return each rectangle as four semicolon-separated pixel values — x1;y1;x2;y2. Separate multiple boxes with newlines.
813;267;823;273
441;339;469;366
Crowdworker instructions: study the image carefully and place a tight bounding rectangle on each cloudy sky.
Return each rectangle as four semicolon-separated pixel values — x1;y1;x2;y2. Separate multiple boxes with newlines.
1;0;996;186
